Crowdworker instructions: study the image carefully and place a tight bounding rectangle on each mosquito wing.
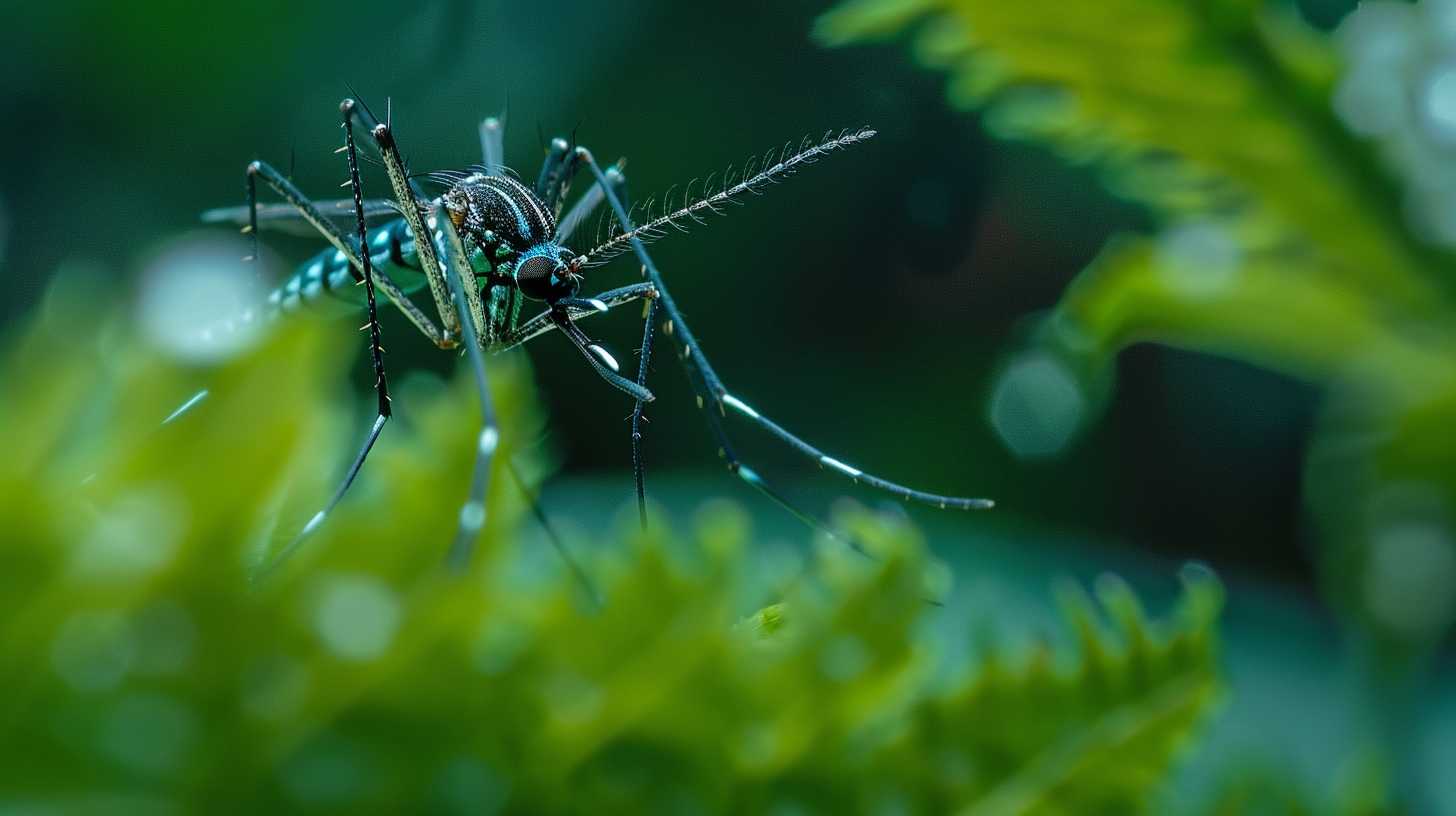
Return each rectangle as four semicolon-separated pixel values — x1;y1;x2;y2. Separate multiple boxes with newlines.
200;199;402;237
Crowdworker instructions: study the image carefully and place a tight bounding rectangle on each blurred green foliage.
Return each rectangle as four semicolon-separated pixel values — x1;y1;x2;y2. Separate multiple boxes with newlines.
7;0;1456;810
817;0;1456;654
817;0;1456;809
0;283;1220;812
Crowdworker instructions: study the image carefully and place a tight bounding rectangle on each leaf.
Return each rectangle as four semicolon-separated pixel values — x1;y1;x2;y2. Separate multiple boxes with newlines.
911;568;1223;816
0;285;1222;813
816;0;1454;313
816;0;1456;786
1047;236;1456;400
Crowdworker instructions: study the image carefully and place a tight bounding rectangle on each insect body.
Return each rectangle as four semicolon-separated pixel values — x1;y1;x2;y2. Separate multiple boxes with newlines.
202;99;992;570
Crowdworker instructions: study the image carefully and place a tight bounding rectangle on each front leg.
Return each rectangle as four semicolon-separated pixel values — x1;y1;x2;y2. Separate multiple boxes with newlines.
570;147;995;523
547;308;655;403
498;283;658;351
352;100;473;348
257;102;400;577
432;201;500;567
239;155;449;347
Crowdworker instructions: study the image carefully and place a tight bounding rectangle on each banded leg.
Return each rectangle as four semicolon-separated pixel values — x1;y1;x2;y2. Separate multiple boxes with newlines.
572;148;994;521
432;200;501;568
632;296;660;529
434;198;599;597
556;162;625;243
500;283;658;350
507;460;600;608
356;107;472;347
592;164;656;529
542;150;658;527
240;156;448;346
259;103;396;577
548;309;654;403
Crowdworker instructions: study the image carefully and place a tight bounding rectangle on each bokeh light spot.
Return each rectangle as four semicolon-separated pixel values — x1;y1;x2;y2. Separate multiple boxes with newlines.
51;610;135;693
988;352;1085;459
280;734;370;806
1422;62;1456;144
1156;221;1242;297
100;693;197;777
242;656;311;721
312;574;401;662
133;600;196;676
137;234;266;363
433;757;511;816
1364;520;1456;639
73;487;185;581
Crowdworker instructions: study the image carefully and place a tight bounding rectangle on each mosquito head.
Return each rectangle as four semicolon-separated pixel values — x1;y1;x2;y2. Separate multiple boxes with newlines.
513;244;581;302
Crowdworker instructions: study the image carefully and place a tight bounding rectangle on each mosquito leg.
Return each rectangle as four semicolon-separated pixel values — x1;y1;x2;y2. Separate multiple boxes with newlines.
592;163;655;529
631;296;660;529
552;153;659;528
557;162;625;244
242;166;259;262
506;460;600;608
240;157;448;346
547;309;655;403
258;102;397;577
161;389;210;426
355;105;472;347
572;147;995;518
431;200;504;568
499;283;658;350
480;115;505;176
434;200;599;593
534;137;577;215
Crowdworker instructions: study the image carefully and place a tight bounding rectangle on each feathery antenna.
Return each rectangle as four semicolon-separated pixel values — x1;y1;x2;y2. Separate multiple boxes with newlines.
581;127;876;264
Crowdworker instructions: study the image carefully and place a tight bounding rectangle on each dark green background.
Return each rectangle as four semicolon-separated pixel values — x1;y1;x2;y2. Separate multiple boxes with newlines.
5;0;1451;810
0;0;1337;579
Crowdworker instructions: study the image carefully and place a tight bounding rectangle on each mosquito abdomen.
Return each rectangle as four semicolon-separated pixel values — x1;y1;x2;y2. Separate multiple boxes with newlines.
267;217;429;316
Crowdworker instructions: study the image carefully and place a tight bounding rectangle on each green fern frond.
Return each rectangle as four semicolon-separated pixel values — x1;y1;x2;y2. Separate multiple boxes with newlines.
817;0;1450;312
817;1;1456;792
817;0;1456;519
0;285;1221;812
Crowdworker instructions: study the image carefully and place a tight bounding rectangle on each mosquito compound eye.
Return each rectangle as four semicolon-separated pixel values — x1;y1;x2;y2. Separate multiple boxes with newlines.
514;255;567;301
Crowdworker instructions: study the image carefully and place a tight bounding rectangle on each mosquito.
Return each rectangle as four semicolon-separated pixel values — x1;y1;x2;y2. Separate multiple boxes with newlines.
198;97;992;569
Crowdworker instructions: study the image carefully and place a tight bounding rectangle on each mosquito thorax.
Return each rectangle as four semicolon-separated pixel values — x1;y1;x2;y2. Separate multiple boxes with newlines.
443;175;556;253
